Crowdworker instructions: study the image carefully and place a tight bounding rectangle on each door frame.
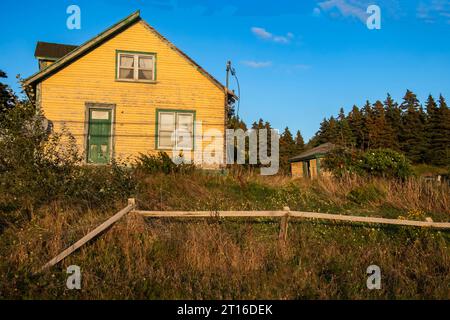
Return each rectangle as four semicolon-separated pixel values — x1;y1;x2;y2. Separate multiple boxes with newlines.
84;102;116;164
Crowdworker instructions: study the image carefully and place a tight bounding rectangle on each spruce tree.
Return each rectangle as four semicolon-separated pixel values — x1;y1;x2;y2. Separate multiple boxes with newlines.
279;127;296;173
424;95;438;163
361;101;373;150
384;93;401;150
348;105;365;150
369;100;395;149
294;130;305;153
0;70;15;119
337;107;355;147
430;95;450;166
311;118;330;146
399;90;426;163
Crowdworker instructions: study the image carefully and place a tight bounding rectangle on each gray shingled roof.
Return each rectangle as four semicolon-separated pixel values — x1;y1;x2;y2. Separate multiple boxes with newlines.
289;143;335;162
34;42;78;60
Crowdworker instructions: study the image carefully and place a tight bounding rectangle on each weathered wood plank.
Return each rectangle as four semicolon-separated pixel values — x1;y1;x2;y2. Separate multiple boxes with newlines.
134;209;450;229
288;211;450;229
134;210;286;217
40;199;136;272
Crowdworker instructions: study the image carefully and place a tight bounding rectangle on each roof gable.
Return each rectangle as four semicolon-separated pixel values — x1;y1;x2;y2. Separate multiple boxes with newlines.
24;11;235;98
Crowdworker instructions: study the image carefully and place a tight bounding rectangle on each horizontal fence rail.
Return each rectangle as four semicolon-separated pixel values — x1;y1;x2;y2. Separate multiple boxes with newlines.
134;209;450;230
39;199;450;271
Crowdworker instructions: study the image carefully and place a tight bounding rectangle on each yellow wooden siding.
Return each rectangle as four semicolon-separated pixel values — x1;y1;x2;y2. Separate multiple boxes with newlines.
309;159;318;179
291;162;303;178
40;21;225;165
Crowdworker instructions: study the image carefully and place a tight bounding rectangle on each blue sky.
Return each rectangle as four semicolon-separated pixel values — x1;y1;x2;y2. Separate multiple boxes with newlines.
0;0;449;140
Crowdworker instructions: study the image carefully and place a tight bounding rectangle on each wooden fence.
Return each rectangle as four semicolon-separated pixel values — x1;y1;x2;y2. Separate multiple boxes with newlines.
40;198;450;271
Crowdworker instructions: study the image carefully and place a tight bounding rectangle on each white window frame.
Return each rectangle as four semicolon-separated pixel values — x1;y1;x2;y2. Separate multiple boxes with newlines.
117;52;156;82
157;110;194;151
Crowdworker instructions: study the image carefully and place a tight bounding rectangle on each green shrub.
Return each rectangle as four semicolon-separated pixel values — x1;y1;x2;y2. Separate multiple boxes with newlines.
64;162;136;209
322;146;364;177
134;152;195;174
323;147;413;179
0;101;81;216
360;149;413;179
0;99;136;225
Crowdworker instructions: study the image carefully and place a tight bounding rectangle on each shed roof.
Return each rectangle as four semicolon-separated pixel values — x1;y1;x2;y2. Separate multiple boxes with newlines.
34;42;78;60
289;143;335;162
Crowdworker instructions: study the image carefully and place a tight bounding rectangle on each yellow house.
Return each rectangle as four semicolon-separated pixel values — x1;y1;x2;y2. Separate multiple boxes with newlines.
24;11;236;167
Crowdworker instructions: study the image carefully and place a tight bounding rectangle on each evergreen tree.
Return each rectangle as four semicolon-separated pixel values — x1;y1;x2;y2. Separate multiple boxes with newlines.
368;100;395;149
0;70;16;119
399;90;426;163
326;116;339;145
294;130;305;153
228;115;247;130
429;95;450;166
337;107;355;147
309;90;448;166
360;101;373;150
424;95;438;163
279;127;296;173
384;93;401;150
311;117;330;146
251;118;274;165
348;105;365;150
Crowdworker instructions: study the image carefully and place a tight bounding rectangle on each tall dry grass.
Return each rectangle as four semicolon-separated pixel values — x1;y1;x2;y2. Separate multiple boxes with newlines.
1;172;449;299
0;203;449;299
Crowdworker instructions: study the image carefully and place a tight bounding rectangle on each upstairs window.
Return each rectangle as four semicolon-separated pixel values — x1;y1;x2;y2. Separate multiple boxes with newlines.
117;51;155;82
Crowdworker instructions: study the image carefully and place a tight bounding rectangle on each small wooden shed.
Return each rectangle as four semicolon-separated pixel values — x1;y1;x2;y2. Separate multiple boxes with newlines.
289;143;335;179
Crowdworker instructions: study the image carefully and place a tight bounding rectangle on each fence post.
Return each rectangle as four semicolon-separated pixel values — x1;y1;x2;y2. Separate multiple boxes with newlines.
279;206;290;242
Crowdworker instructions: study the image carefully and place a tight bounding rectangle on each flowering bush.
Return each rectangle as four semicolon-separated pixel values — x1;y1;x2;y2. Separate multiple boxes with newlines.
360;149;413;179
323;147;413;179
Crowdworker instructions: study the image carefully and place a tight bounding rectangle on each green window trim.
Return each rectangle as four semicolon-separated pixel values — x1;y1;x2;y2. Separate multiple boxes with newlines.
155;108;196;151
115;50;157;83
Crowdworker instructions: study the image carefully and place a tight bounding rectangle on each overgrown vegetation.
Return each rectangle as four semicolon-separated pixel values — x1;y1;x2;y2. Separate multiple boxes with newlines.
0;173;449;299
1;79;449;299
0;99;136;227
323;147;413;179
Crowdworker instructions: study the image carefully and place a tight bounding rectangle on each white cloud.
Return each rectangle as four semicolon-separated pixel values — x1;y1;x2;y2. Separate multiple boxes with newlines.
416;0;450;24
251;27;272;39
315;0;370;23
251;27;294;44
241;60;272;68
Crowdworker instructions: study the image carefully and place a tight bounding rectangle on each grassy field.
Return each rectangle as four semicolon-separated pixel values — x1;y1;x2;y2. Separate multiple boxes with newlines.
0;172;449;299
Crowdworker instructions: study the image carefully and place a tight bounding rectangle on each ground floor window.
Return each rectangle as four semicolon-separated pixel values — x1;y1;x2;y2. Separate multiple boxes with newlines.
156;109;195;150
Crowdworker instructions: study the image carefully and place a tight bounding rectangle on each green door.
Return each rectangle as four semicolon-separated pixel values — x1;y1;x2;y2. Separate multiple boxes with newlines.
87;108;112;164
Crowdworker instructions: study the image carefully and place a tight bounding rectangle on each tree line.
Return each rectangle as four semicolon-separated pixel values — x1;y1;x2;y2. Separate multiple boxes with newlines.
227;116;305;173
309;90;450;167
